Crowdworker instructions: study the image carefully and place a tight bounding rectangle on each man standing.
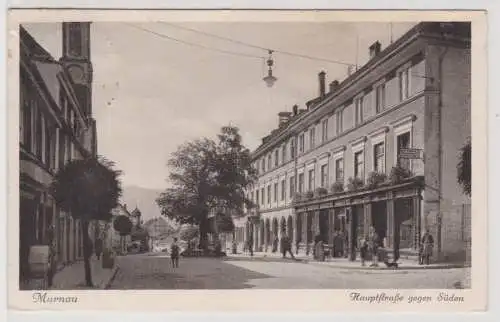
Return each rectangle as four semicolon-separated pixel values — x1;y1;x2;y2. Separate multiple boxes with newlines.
170;237;180;268
281;234;295;259
421;229;434;265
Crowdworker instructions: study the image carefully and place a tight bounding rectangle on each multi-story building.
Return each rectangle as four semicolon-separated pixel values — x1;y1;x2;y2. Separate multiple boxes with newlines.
236;22;471;263
19;23;97;283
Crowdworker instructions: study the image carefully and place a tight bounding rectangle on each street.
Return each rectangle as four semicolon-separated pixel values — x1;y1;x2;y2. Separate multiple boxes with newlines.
109;254;469;289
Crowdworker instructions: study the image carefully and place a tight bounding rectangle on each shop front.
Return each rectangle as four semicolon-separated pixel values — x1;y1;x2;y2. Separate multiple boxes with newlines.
294;177;424;261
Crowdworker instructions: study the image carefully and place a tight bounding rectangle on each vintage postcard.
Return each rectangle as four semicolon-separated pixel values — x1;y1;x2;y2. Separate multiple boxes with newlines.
7;9;487;312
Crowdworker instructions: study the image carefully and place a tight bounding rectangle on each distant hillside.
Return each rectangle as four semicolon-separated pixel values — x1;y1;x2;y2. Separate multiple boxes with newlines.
120;185;164;222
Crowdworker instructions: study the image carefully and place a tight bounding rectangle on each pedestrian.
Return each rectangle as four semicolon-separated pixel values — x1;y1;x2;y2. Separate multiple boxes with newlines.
94;238;103;260
281;234;295;259
368;226;380;267
170;237;180;268
313;235;325;261
248;234;254;257
359;236;369;267
272;235;279;253
232;239;238;254
421;229;434;265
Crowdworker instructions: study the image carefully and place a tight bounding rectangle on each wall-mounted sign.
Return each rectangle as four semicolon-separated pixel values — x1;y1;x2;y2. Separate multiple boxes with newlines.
399;148;423;159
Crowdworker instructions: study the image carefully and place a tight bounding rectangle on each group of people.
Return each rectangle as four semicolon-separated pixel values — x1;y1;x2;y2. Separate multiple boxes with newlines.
238;227;435;267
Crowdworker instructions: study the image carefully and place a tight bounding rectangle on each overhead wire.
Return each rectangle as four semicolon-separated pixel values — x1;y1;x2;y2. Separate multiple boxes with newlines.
124;23;265;60
158;21;355;66
132;21;356;67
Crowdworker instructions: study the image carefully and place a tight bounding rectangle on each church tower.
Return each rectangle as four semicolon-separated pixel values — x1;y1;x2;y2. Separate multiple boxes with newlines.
60;22;93;119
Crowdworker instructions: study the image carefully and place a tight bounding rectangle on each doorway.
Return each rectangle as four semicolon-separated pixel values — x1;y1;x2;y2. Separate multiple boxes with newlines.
371;202;387;246
319;210;329;242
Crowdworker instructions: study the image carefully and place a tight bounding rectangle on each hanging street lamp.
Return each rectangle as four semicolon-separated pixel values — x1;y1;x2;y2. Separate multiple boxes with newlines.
262;50;277;88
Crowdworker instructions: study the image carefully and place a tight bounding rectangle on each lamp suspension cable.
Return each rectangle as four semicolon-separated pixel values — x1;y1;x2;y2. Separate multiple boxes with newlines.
157;21;355;66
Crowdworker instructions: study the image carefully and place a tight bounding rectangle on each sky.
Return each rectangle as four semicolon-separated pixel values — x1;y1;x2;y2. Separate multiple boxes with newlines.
23;21;416;190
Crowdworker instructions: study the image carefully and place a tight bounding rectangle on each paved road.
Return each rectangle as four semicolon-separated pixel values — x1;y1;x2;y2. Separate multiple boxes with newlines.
109;254;469;289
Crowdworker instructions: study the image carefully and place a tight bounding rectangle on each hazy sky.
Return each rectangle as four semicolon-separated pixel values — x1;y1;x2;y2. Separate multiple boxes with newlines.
24;21;416;190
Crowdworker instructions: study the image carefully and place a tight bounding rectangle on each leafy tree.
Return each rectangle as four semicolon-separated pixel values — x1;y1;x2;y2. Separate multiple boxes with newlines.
113;215;133;236
179;224;199;241
50;156;122;287
156;126;256;250
457;140;471;196
215;212;235;233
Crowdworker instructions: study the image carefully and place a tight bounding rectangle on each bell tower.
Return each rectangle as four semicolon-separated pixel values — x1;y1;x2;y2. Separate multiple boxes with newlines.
60;22;93;118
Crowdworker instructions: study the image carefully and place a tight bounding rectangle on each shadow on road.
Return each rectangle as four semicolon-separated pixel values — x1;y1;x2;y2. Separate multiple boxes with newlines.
110;256;272;289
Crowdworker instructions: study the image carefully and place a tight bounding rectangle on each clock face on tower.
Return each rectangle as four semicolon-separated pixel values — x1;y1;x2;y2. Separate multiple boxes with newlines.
68;65;85;83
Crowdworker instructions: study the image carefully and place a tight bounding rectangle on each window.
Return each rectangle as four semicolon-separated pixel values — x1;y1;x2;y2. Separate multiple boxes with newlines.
261;159;265;172
299;134;305;153
308;169;315;191
268;154;272;170
58;133;66;168
255;190;259;205
254;163;259;175
320;164;328;188
309;127;316;149
355;96;364;126
290;139;296;158
399;67;410;101
35;108;43;159
335;110;343;135
335;158;344;183
373;142;385;173
289;176;295;197
267;185;271;204
376;83;386;113
397;132;411;170
281;180;285;201
322;119;328;142
354;151;364;179
274;183;278;202
22;97;32;150
274;149;279;167
44;120;52;167
282;145;286;164
298;173;304;193
261;188;265;205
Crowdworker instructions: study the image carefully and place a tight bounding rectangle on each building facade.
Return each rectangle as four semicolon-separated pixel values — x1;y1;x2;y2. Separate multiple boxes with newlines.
19;23;97;284
236;22;471;263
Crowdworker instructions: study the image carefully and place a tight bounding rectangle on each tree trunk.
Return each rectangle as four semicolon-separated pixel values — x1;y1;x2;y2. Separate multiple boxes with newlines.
81;220;93;287
199;215;209;251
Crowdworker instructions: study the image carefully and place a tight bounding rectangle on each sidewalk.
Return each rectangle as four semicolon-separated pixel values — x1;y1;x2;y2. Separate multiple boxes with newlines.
225;251;465;271
50;257;119;290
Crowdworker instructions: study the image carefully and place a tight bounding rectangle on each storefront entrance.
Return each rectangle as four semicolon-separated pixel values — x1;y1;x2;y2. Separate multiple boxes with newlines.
372;201;387;246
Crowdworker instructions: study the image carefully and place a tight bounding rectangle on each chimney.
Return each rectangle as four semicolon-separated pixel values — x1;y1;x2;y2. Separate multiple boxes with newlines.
318;71;326;97
278;112;292;127
329;80;340;93
369;41;382;59
292;104;298;116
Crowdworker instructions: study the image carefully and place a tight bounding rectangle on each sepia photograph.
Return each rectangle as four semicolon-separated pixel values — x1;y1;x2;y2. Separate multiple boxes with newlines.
7;9;487;312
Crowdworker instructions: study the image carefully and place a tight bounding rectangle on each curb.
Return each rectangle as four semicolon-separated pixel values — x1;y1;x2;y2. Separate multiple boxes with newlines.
224;256;466;271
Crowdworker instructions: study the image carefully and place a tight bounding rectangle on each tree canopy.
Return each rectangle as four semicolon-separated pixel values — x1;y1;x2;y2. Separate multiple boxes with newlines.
50;155;122;287
457;140;471;196
50;156;123;221
215;212;235;233
156;125;256;248
113;215;133;236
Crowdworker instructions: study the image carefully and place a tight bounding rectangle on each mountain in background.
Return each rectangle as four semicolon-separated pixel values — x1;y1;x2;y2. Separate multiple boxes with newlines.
120;185;164;222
